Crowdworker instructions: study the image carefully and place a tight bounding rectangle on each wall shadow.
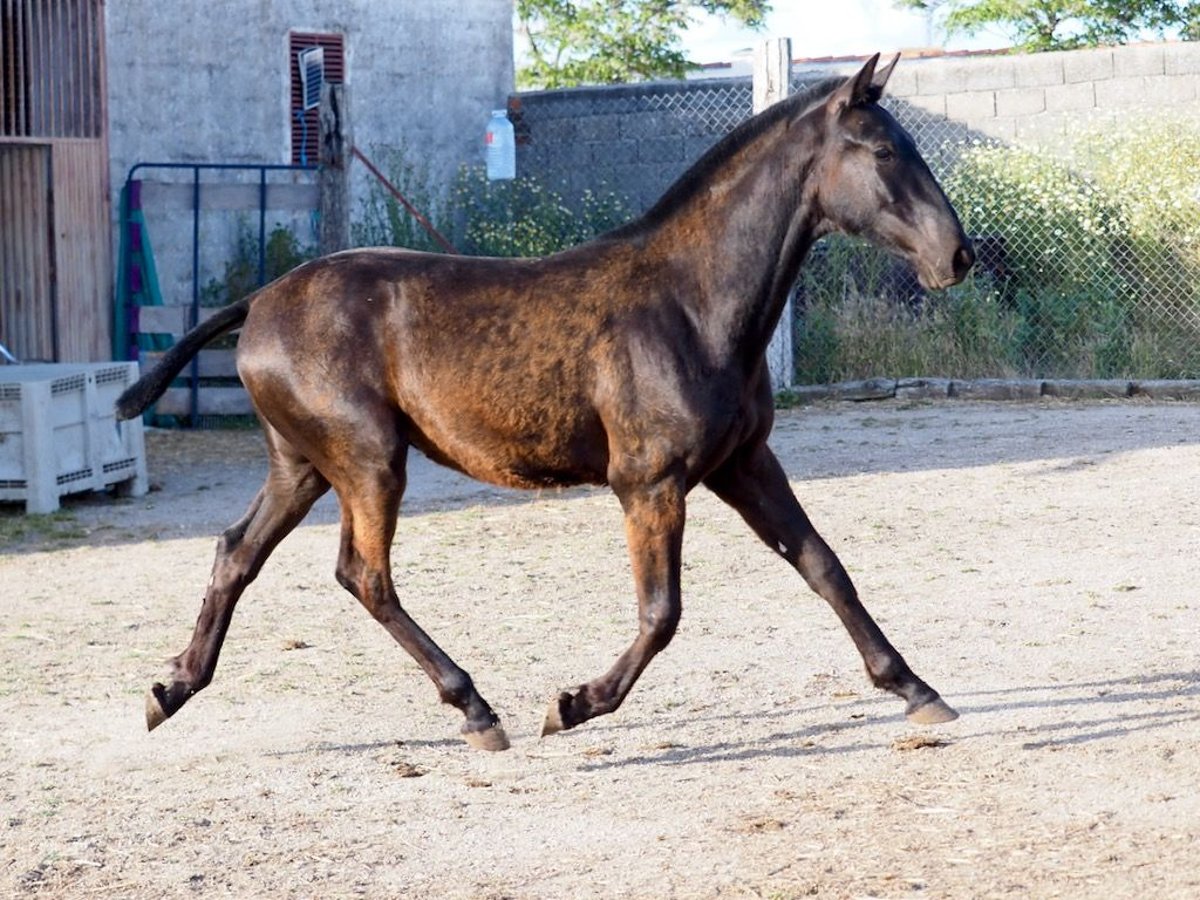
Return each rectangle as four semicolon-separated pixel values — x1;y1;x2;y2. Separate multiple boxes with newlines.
2;400;1197;556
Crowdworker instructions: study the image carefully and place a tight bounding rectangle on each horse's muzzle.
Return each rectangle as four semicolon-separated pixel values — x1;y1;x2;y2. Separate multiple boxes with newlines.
919;241;975;290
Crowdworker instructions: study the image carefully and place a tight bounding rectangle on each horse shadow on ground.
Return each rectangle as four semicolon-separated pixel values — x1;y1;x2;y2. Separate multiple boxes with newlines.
572;669;1200;771
263;670;1199;771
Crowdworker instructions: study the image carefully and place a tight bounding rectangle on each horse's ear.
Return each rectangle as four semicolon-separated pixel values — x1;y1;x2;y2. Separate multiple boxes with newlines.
872;53;900;94
827;52;882;115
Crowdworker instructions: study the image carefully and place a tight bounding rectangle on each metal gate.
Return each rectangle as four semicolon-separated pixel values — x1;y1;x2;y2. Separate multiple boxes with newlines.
116;162;319;424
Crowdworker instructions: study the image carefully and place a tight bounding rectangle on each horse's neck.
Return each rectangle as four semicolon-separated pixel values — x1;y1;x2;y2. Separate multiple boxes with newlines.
647;116;820;369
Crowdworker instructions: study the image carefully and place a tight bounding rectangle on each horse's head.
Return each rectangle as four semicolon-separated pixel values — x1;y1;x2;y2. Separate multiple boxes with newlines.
809;54;974;290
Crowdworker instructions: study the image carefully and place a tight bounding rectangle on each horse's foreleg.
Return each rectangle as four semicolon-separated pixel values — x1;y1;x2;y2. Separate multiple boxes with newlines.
704;442;957;725
542;477;685;735
335;468;509;752
146;459;329;730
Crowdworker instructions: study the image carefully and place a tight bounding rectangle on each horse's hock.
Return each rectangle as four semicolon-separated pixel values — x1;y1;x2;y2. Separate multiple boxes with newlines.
0;363;148;514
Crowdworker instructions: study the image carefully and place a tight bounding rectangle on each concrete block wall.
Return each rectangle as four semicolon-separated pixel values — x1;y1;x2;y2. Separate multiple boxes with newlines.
888;42;1200;148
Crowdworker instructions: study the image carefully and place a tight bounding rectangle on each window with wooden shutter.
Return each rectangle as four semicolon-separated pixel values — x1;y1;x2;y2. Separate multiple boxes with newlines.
288;32;345;165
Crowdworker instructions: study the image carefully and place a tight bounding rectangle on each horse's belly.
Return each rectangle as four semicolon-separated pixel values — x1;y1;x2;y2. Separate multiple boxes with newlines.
409;416;610;491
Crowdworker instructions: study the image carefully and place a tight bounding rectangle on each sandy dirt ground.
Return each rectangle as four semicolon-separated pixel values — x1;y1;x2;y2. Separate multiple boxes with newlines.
1;399;1198;899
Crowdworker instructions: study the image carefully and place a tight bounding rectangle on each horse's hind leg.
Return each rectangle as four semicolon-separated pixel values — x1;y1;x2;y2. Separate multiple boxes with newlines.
146;428;330;730
704;441;957;725
331;434;509;751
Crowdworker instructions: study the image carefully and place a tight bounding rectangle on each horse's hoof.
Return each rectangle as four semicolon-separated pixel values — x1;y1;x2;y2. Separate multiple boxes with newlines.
145;684;169;732
463;724;510;752
906;696;959;725
541;692;571;736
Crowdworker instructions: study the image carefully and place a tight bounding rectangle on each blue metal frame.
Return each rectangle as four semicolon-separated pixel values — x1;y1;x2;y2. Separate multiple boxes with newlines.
121;161;317;422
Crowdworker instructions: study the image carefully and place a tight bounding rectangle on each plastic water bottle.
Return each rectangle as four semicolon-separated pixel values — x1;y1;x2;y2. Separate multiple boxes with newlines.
485;109;516;181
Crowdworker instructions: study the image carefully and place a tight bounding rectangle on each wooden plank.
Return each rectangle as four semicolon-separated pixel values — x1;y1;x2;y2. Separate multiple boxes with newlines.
752;38;791;114
51;138;112;360
138;181;318;212
1132;380;1200;401
896;378;952;401
0;144;54;361
21;0;30;136
155;386;253;417
141;348;240;379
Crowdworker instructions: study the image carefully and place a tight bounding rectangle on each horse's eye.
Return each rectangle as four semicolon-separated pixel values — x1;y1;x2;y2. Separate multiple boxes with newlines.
874;146;894;162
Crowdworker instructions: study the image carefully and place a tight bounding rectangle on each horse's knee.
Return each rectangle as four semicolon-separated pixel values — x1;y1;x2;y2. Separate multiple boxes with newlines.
641;595;681;652
335;559;396;622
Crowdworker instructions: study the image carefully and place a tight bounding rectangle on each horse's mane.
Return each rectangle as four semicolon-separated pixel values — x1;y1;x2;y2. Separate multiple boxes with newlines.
607;76;846;240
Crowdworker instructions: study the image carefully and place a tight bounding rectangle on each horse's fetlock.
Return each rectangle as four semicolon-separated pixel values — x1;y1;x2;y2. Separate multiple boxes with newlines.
438;670;476;708
865;655;911;693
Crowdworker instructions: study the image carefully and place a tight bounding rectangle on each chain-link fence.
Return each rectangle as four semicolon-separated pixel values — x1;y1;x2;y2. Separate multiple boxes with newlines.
512;78;752;212
504;70;1200;383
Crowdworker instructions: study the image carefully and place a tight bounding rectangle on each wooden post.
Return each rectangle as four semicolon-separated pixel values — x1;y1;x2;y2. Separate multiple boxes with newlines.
753;38;795;391
753;38;791;114
318;82;351;255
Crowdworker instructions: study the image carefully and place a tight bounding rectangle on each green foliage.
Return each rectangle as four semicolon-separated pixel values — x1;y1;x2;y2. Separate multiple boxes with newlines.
451;167;632;257
794;238;1024;382
942;141;1129;294
1008;285;1135;377
1076;118;1200;312
352;146;447;253
350;142;632;258
796;118;1200;383
895;0;1199;52
517;0;770;89
0;509;86;549
200;222;314;307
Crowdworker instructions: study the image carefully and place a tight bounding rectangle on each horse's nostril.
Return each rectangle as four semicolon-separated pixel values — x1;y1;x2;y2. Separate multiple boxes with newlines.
954;244;975;277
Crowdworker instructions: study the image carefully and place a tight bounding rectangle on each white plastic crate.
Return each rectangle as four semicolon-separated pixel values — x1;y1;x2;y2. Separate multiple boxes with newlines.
0;363;148;514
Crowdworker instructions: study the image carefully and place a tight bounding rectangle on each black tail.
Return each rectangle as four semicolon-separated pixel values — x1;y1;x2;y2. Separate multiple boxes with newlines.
115;298;251;420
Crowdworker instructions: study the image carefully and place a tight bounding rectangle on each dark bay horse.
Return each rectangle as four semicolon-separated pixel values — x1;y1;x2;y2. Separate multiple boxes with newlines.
117;54;974;751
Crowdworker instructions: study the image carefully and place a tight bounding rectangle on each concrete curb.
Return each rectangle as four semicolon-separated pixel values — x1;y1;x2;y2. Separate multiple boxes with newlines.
781;378;1200;404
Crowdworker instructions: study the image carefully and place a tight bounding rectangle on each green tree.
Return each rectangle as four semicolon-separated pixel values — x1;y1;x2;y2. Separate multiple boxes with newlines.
516;0;771;89
896;0;1200;52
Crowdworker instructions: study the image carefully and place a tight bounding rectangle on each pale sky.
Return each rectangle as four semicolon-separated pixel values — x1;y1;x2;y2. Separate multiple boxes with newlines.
682;0;1011;63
